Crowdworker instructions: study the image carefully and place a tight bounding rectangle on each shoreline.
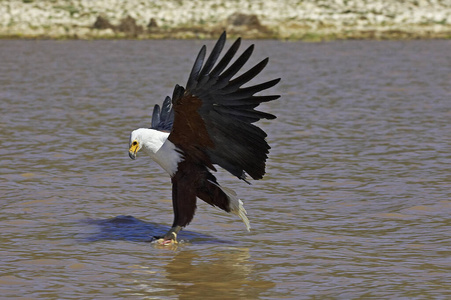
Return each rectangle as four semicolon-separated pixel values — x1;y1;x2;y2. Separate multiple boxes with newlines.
2;26;451;41
2;29;449;42
1;0;450;41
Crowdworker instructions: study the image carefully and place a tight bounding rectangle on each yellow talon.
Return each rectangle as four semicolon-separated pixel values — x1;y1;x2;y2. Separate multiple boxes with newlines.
155;232;178;245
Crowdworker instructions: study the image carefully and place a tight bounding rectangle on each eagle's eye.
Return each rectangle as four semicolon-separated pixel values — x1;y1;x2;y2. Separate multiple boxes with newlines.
132;141;138;146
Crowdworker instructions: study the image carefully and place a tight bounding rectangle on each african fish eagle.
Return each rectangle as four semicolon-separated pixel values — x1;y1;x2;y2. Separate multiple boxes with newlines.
128;32;280;245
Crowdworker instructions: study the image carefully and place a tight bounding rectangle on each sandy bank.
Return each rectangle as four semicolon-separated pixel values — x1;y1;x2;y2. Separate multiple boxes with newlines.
1;0;450;40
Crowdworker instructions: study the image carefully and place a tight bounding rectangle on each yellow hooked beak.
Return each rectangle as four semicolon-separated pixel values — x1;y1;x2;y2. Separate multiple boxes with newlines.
129;140;139;160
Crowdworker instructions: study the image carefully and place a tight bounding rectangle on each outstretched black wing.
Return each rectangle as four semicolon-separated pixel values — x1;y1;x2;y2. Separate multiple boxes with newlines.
150;96;174;131
168;32;280;181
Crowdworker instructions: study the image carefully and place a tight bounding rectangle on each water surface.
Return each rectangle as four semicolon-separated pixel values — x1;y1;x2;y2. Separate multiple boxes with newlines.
1;39;450;299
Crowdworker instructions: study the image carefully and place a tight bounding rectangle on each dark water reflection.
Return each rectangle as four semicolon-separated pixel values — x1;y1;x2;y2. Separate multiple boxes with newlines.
1;39;450;299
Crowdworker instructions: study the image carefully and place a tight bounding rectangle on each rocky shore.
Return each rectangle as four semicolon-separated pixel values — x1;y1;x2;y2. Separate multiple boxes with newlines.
1;0;450;40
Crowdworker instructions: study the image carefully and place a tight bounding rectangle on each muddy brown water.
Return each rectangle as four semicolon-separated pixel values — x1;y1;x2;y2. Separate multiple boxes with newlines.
1;39;450;299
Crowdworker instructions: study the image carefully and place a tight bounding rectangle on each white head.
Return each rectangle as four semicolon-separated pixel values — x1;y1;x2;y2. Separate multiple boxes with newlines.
128;128;168;160
128;128;181;176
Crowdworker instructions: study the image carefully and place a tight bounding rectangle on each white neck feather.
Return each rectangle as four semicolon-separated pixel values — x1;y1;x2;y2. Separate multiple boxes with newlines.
131;128;183;176
135;128;168;154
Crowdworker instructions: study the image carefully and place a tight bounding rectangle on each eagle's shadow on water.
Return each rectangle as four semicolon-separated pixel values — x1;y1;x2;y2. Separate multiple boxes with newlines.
81;215;233;245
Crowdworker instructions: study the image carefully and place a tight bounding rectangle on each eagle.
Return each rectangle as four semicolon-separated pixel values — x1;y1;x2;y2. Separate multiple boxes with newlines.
128;32;280;245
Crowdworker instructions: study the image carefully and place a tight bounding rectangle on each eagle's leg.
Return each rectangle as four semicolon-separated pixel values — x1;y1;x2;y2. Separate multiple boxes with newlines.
152;162;197;245
154;225;182;245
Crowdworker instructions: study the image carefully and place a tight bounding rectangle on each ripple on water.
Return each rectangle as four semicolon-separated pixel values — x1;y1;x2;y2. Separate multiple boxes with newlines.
0;39;450;299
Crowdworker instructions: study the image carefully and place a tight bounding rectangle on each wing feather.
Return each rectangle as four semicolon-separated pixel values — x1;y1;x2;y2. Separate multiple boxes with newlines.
209;38;241;78
212;45;254;90
186;46;206;91
197;32;226;80
167;32;280;180
224;58;269;92
216;95;280;107
150;96;174;131
151;104;160;128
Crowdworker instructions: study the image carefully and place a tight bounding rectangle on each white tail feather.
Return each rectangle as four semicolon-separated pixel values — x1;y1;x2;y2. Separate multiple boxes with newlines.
207;180;251;231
